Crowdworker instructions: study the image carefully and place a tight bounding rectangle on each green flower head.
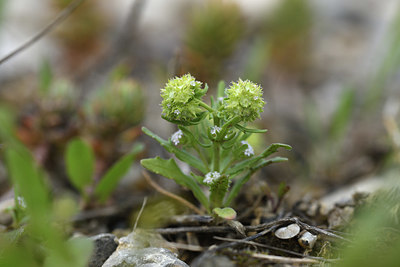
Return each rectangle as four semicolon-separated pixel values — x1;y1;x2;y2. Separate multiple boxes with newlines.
161;74;206;123
220;79;265;122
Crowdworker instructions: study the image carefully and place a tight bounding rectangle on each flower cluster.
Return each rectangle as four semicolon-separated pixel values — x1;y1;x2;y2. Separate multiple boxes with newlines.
171;130;183;145
241;141;254;157
161;74;206;123
203;171;221;185
219;79;265;122
210;126;221;135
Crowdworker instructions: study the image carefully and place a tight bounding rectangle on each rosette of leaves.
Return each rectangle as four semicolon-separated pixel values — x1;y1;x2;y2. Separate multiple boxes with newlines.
142;75;291;218
85;79;145;139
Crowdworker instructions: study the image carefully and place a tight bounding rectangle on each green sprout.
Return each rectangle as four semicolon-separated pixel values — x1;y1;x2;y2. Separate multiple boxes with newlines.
141;74;291;218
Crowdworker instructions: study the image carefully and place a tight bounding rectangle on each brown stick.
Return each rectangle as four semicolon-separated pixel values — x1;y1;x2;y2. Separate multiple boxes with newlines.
142;170;204;215
248;253;320;264
214;236;331;262
0;0;86;65
166;242;205;252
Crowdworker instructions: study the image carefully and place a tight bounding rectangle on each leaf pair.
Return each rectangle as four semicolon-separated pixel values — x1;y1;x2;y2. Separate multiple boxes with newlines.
65;138;143;203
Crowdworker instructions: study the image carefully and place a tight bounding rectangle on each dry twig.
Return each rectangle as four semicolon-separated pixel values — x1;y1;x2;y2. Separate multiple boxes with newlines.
214;236;332;262
166;242;205;252
0;0;86;65
142;170;204;215
248;253;320;264
133;196;147;230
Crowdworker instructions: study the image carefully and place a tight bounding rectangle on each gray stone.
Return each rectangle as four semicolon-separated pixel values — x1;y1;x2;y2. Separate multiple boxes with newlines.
102;247;188;267
101;230;188;267
191;254;235;267
88;233;119;267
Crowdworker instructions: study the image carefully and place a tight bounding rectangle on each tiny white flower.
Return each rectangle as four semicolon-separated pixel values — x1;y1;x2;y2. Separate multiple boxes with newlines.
17;196;26;209
174;109;180;115
253;96;258;100
241;141;254;157
171;130;183;145
210;126;221;135
218;97;224;102
203;171;221;185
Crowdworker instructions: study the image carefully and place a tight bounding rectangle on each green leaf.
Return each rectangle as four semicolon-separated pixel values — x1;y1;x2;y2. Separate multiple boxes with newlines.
178;126;212;148
217;80;226;98
235;123;268;133
142;127;208;173
190;172;205;184
44;237;93;267
213;207;237;220
329;88;355;140
278;181;290;199
209;175;230;209
161;112;208;126
5;149;50;222
94;144;144;203
65;138;94;193
226;143;291;176
141;157;209;210
252;156;288;171
224;172;251;206
39;60;52;95
225;157;288;206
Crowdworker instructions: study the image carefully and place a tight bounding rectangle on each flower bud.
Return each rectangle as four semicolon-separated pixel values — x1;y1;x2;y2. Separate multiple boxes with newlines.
241;140;254;157
161;74;206;123
204;171;222;185
171;130;183;146
220;79;265;122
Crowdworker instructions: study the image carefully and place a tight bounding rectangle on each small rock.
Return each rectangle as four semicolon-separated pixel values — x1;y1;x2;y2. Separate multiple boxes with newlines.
226;220;246;237
274;223;301;239
191;254;235;267
298;231;317;249
102;247;188;267
102;229;188;267
88;233;119;267
0;198;14;226
119;229;177;253
0;224;7;232
328;206;354;229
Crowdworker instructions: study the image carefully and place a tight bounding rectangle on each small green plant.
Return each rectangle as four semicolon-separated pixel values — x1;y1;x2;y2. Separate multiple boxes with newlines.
0;107;93;266
65;137;144;204
141;74;291;218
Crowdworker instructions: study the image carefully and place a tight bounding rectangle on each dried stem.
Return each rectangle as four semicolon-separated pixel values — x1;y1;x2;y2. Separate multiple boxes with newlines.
0;0;86;65
142;170;204;215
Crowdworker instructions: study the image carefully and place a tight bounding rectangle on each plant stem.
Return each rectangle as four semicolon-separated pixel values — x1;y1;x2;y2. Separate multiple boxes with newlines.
213;142;220;172
197;100;215;113
224;171;252;206
193;143;210;172
221;156;237;174
218;116;241;141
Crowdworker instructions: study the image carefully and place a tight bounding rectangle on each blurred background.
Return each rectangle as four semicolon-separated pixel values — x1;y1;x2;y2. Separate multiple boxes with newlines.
1;0;400;217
